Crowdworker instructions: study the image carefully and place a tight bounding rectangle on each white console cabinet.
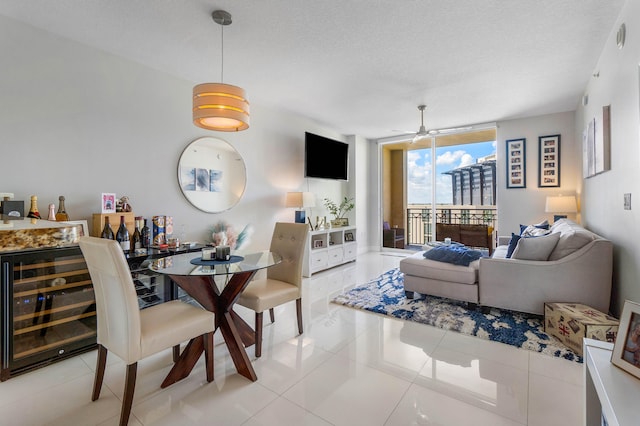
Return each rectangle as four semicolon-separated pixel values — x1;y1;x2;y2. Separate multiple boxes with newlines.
303;226;357;277
584;338;640;426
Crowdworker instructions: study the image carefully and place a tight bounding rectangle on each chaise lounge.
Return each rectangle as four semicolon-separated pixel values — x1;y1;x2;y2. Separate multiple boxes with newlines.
399;219;613;315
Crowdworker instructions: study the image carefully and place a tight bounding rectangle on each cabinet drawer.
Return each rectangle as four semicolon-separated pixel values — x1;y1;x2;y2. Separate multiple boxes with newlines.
328;247;344;265
344;243;357;260
310;251;329;272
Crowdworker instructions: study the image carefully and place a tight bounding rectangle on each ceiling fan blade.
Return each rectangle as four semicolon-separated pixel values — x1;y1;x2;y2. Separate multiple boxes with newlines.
429;126;473;135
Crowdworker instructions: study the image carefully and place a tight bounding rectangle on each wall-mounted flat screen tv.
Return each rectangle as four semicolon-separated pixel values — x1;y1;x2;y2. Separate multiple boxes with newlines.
304;132;349;180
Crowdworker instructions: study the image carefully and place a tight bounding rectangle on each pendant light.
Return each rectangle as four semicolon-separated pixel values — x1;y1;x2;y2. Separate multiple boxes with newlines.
412;105;428;143
193;10;250;132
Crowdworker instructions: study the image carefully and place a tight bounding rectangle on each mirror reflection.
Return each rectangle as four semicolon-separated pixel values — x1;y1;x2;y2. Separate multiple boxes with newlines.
178;137;247;213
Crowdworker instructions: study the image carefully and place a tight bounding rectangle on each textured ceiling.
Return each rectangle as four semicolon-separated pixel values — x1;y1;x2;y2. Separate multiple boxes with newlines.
0;1;625;139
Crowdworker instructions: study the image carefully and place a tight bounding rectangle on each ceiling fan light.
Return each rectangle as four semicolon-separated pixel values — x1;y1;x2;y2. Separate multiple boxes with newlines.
411;104;429;143
412;132;429;144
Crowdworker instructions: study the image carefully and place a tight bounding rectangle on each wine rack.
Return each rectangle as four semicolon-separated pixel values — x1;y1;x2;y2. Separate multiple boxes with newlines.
1;243;207;380
1;247;97;380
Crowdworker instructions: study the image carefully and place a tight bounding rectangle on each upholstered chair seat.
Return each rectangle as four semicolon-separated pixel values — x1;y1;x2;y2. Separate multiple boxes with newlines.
237;222;308;357
79;236;215;426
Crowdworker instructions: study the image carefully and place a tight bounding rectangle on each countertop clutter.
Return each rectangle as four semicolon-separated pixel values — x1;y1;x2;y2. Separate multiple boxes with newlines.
0;216;84;252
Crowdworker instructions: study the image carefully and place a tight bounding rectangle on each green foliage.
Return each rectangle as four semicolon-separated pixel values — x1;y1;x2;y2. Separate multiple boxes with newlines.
323;196;355;219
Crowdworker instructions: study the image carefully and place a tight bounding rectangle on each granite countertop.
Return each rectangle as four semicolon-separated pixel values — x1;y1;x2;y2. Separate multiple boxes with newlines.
0;216;84;252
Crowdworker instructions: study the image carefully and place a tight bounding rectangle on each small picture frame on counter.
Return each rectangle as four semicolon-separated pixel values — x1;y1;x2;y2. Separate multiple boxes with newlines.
101;193;116;213
611;300;640;379
1;200;24;218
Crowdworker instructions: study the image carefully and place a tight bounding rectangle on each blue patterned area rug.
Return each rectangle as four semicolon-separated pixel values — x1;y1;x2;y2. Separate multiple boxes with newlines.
332;268;581;363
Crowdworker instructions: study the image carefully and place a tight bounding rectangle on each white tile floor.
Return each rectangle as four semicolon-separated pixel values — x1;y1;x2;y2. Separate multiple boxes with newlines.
0;252;584;425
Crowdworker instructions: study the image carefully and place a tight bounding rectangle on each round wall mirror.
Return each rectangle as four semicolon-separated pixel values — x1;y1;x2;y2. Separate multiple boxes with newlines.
177;137;247;213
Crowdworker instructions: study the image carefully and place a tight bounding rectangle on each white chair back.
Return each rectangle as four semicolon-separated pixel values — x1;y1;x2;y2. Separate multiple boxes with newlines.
79;236;143;364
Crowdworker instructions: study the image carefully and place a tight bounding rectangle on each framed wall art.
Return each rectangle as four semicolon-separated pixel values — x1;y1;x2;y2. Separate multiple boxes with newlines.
506;138;526;188
538;134;560;187
583;105;611;178
611;300;640;379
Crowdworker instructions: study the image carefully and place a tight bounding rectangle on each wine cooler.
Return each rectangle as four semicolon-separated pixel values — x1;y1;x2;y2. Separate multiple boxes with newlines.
1;247;97;380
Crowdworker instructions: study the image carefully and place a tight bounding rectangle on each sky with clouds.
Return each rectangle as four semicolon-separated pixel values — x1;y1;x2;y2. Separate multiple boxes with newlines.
408;141;496;204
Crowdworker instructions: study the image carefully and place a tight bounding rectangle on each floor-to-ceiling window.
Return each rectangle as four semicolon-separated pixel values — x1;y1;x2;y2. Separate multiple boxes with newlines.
381;127;497;249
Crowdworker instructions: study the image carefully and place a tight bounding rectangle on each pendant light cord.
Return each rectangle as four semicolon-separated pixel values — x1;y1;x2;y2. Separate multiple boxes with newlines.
220;23;224;83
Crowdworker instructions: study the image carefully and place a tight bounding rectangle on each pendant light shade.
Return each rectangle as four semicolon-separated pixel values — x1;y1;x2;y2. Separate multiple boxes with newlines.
193;10;250;132
193;83;250;131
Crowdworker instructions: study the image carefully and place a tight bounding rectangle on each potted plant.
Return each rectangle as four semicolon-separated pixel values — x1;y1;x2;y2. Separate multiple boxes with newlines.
323;196;355;227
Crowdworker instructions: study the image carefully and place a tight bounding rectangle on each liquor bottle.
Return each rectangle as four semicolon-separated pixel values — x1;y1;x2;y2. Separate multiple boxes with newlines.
116;215;130;253
47;203;56;221
131;217;142;253
55;196;70;221
140;218;151;248
101;216;115;240
27;195;41;219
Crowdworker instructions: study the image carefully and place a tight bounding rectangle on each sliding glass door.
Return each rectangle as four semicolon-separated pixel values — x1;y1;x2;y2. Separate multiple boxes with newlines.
381;127;497;250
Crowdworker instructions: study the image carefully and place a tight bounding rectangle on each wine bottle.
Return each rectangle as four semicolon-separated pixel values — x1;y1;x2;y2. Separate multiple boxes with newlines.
55;196;70;221
140;218;151;248
116;215;130;253
101;216;115;240
47;203;56;221
131;217;142;253
27;195;41;219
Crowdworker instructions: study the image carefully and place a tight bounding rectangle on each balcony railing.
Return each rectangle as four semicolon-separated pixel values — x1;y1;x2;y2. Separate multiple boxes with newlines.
406;206;497;246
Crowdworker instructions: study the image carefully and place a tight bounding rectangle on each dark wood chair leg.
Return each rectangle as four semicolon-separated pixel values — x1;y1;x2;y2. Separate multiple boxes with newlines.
296;298;303;335
269;308;275;323
172;344;180;363
203;331;214;382
255;312;263;358
405;290;415;299
92;344;108;401
120;362;137;426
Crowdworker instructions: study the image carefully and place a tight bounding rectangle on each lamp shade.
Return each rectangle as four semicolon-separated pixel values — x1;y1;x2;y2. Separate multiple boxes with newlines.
193;83;250;131
545;195;578;213
285;192;315;209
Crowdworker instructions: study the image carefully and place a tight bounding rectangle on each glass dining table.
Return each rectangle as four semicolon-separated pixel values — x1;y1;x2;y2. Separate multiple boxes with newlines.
149;250;282;385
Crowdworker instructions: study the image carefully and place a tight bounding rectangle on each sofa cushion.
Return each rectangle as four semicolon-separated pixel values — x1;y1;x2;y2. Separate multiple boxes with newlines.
400;251;478;284
548;219;598;260
423;245;484;266
511;232;561;261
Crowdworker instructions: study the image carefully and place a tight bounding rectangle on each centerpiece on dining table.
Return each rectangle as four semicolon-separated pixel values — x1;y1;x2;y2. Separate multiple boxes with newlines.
200;221;252;262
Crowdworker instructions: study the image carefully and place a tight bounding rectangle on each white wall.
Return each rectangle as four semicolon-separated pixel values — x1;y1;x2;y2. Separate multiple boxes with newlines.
496;111;579;236
0;15;359;250
576;0;640;315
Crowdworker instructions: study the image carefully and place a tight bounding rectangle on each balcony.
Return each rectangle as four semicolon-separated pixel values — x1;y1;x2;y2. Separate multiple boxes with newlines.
406;206;497;247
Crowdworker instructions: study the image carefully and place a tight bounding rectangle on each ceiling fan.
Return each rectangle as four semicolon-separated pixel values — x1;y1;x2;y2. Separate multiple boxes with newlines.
396;105;472;143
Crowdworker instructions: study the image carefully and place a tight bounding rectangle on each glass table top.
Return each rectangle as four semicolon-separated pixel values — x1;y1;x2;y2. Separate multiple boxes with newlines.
149;250;282;276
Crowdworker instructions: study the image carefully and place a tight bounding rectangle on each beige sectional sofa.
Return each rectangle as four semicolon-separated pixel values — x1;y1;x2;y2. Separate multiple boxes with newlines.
399;219;613;315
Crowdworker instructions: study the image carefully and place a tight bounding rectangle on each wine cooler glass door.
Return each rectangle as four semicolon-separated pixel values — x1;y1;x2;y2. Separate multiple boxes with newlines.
1;247;97;380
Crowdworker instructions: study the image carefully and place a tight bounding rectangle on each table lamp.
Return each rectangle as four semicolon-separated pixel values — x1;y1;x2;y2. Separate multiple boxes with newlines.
285;192;315;224
545;195;578;222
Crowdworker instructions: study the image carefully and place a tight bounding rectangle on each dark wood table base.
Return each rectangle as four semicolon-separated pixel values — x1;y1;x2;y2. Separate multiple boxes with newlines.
161;270;259;386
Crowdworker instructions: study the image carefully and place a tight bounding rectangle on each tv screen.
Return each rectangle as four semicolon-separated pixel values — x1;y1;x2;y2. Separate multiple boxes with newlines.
304;132;349;180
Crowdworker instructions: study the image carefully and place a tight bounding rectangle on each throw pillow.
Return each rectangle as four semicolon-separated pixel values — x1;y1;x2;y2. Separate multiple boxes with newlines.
520;225;552;237
511;232;561;261
505;233;521;258
519;220;550;236
423;245;484;267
